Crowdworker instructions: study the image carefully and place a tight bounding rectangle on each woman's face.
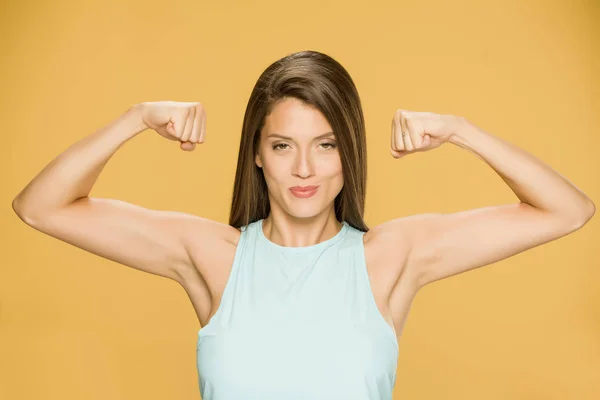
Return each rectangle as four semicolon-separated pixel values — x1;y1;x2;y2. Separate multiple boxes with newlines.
255;97;344;219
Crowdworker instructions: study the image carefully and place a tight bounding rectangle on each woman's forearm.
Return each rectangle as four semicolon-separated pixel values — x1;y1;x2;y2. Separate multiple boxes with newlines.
12;105;149;221
449;120;595;224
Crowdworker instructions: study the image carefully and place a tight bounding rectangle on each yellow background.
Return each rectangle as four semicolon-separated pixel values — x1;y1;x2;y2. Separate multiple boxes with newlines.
1;0;599;399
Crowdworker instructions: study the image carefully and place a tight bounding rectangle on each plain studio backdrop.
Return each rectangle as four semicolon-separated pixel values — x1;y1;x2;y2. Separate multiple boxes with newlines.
1;0;598;399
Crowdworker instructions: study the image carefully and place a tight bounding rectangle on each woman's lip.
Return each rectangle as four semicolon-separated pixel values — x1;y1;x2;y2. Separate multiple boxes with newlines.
289;186;319;191
289;187;319;198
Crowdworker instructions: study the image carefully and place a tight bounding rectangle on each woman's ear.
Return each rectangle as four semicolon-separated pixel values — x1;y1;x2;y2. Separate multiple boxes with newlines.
255;152;263;168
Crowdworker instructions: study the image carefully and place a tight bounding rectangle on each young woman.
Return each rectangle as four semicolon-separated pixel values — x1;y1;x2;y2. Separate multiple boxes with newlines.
12;50;595;399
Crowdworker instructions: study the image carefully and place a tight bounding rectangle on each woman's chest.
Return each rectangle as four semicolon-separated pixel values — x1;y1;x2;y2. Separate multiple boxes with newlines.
197;321;398;395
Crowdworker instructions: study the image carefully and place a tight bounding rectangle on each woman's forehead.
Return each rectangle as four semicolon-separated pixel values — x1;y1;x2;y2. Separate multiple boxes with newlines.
263;98;333;139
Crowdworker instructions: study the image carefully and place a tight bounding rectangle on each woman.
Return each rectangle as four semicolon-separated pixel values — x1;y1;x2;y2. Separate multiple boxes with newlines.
12;50;595;399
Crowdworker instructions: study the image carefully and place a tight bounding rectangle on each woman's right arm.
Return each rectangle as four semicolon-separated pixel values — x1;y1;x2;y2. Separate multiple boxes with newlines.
11;102;231;285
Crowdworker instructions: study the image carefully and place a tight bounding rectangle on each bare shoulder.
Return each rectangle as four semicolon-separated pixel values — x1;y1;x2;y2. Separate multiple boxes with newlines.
365;214;440;279
179;216;241;283
362;219;423;337
365;217;425;291
363;220;414;291
177;216;241;325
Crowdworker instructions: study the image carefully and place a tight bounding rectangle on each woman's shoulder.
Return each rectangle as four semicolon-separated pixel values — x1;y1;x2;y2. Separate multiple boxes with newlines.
179;217;241;282
362;220;412;278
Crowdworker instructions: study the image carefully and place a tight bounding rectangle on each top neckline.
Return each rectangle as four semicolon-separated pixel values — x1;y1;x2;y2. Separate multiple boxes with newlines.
257;218;350;254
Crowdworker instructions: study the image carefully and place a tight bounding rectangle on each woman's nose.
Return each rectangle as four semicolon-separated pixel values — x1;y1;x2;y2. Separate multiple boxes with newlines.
292;150;315;177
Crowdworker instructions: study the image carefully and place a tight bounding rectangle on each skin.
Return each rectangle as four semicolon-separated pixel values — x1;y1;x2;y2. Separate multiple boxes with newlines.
13;98;595;347
252;97;403;338
255;97;345;248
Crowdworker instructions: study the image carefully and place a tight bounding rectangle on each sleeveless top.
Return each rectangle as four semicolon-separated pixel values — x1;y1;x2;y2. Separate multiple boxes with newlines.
196;218;399;400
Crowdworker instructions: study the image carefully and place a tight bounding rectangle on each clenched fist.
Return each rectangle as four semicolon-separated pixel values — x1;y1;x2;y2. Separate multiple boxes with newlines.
138;101;207;151
391;109;465;159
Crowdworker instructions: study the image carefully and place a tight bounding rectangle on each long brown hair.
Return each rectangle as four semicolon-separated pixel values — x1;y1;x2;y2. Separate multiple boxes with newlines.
228;50;369;232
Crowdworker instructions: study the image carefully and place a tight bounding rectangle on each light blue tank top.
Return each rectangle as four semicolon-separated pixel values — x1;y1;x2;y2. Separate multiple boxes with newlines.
196;218;399;399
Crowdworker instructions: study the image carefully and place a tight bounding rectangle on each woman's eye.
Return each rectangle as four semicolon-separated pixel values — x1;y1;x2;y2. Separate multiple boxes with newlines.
272;143;337;151
272;143;289;150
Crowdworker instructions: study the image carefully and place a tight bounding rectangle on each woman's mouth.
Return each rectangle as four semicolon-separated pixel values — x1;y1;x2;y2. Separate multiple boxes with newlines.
289;186;319;198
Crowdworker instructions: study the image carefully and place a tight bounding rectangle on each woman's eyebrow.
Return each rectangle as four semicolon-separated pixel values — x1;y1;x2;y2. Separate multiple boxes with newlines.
267;132;335;140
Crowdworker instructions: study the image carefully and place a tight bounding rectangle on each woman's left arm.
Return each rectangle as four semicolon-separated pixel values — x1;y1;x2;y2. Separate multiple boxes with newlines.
379;110;595;287
449;118;595;221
